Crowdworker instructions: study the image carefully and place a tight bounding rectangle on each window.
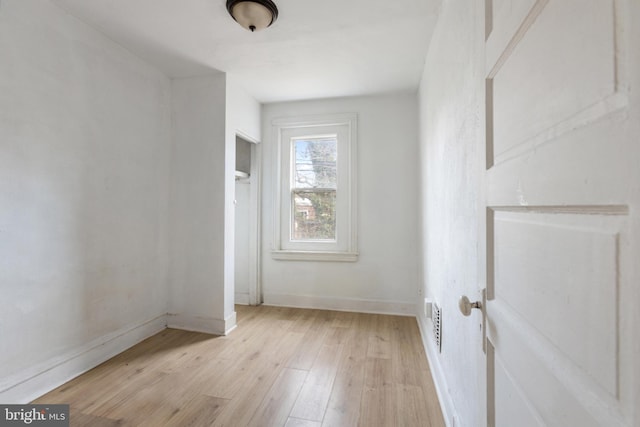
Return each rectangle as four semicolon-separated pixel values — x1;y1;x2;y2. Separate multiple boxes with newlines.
272;114;357;261
292;136;337;241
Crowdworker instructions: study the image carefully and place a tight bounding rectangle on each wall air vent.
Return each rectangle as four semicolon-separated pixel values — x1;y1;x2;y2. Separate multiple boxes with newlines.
433;303;442;353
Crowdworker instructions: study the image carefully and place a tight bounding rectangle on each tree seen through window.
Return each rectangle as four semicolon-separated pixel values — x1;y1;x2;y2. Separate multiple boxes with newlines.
292;137;337;240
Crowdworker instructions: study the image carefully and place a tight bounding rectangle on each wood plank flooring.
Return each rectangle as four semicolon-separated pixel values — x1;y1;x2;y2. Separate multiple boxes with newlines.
34;305;445;427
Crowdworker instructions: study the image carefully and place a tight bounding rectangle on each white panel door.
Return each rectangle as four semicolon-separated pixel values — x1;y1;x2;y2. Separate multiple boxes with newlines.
479;0;638;425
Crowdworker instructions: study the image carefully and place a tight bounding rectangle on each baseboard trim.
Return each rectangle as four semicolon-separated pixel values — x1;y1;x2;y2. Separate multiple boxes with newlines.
417;311;457;427
234;293;250;305
167;313;235;336
0;314;167;404
263;293;416;316
223;311;237;335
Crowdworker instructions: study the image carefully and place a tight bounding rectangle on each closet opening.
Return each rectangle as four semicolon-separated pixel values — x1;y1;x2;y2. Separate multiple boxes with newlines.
234;135;261;306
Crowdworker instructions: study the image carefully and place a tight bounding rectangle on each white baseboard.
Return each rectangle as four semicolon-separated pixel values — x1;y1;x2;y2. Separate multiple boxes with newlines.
417;311;457;427
263;293;417;316
234;293;250;305
224;311;237;335
0;314;167;404
167;312;236;336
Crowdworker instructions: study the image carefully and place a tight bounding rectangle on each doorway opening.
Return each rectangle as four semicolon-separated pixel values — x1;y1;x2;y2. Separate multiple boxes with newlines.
234;134;261;306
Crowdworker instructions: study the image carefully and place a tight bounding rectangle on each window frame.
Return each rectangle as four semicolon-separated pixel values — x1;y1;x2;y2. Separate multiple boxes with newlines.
272;113;358;262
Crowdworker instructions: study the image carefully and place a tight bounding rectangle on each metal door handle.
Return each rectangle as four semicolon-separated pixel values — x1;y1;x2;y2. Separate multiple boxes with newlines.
459;290;487;353
459;295;482;316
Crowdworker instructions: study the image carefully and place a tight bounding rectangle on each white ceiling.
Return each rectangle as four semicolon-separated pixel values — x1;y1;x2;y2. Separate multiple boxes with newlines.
52;0;441;103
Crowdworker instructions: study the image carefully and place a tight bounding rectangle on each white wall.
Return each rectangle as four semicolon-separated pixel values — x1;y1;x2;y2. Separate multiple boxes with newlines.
261;93;421;315
417;1;484;425
234;179;251;304
631;3;640;422
168;75;260;333
226;76;262;144
233;134;253;306
168;74;229;334
0;0;171;402
0;0;260;404
225;77;261;315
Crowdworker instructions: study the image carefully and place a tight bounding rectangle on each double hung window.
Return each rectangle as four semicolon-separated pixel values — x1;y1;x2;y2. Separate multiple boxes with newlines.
272;114;357;261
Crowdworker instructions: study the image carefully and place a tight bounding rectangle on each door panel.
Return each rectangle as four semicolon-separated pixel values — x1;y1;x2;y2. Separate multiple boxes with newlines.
487;117;632;207
485;0;538;68
489;304;609;427
491;209;623;396
490;343;545;427
483;0;634;425
491;0;616;160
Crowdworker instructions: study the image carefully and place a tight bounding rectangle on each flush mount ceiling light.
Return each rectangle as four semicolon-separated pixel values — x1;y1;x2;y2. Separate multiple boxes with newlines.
226;0;279;32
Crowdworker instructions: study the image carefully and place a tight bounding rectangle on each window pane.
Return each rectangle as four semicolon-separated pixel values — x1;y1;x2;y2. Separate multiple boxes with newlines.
294;137;337;189
292;190;336;240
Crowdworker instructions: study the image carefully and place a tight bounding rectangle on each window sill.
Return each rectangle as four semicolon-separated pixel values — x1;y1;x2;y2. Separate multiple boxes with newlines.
271;250;359;262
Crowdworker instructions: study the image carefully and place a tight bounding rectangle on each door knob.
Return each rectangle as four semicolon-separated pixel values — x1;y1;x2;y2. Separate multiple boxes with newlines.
459;295;482;316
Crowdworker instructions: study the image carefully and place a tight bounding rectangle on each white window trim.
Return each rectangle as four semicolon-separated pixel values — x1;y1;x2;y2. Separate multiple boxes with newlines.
272;113;358;262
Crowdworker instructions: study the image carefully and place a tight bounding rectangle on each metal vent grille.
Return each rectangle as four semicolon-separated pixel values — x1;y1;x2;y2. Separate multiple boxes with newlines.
433;303;442;352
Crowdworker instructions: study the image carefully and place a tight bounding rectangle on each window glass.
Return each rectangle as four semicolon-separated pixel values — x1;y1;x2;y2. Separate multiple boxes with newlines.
292;137;337;241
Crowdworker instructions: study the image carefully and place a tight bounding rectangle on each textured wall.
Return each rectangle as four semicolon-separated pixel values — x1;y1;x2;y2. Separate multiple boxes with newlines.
168;75;227;333
0;0;171;400
417;0;485;425
261;93;421;314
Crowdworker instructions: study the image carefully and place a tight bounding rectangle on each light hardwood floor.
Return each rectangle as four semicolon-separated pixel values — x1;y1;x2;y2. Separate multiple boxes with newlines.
34;305;445;426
